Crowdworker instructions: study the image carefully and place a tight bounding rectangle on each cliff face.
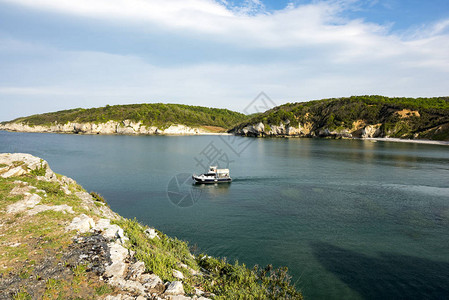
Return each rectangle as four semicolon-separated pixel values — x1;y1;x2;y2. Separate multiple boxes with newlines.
232;121;398;139
0;121;208;135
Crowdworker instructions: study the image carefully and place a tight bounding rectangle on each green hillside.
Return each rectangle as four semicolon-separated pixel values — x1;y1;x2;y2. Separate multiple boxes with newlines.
5;103;249;129
231;96;449;140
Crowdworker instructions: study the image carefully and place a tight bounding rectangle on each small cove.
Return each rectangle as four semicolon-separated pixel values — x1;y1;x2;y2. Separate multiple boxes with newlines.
1;130;448;299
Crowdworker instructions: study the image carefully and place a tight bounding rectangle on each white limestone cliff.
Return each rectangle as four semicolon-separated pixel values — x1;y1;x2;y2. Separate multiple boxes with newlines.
0;121;209;136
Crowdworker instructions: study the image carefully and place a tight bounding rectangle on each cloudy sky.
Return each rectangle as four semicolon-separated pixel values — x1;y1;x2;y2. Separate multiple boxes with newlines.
0;0;448;121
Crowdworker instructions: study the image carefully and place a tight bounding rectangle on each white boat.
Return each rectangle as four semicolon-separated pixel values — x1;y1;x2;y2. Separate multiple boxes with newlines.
192;166;232;183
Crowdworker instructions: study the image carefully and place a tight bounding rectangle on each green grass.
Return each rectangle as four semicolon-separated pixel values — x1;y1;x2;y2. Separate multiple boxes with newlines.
30;159;46;176
197;256;303;299
72;264;88;285
13;290;31;300
116;218;303;299
115;218;196;282
0;178;19;210
12;161;26;167
43;278;67;300
94;284;113;296
35;181;64;196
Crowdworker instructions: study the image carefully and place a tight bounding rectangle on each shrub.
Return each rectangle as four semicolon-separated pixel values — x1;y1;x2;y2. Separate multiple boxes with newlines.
30;159;46;176
37;181;63;196
90;191;107;204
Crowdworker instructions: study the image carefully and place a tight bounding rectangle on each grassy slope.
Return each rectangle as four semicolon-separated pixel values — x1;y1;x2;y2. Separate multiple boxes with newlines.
232;95;449;140
0;161;302;299
3;104;249;130
0;174;114;299
117;218;303;299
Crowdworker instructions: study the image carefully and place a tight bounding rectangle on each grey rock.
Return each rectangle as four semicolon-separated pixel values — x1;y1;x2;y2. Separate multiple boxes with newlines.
362;125;382;138
95;218;127;243
6;193;42;214
61;185;71;195
144;228;159;239
140;274;163;289
27;204;74;216
0;153;53;179
172;270;184;280
141;274;165;294
166;296;191;300
194;288;204;296
104;242;129;278
128;261;146;280
59;175;76;186
109;277;146;295
164;281;184;295
66;214;95;233
9;184;32;195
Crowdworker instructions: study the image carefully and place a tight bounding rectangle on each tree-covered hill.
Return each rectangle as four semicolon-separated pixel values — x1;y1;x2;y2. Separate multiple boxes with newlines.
4;103;249;130
231;96;449;140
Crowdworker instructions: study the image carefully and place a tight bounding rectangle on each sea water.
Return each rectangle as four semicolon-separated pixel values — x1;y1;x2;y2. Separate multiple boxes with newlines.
1;131;448;299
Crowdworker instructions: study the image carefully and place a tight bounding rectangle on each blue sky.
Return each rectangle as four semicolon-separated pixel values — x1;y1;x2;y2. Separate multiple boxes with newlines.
0;0;448;121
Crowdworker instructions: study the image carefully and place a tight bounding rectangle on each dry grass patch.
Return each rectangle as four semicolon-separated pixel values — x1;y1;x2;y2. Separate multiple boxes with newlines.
201;125;227;133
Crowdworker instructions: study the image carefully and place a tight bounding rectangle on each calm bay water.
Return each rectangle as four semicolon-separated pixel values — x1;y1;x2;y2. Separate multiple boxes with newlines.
1;130;449;299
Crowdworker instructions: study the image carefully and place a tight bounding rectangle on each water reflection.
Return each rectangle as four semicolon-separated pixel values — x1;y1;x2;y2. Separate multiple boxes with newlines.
193;182;232;197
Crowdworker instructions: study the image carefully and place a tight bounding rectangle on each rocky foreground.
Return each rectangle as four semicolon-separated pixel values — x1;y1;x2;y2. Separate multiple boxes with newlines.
0;153;302;299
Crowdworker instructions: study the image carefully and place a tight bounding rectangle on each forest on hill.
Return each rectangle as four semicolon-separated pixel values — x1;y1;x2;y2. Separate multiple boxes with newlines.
4;103;249;130
231;96;449;140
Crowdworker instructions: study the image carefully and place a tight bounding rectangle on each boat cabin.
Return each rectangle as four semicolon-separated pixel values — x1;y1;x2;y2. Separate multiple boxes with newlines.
193;166;232;183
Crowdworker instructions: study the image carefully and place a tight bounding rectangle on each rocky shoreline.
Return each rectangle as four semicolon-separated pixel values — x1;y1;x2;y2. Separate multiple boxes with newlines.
0;121;211;135
1;120;447;145
230;121;449;143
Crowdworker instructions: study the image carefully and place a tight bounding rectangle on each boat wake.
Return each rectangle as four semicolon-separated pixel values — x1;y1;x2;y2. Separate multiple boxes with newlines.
232;176;289;183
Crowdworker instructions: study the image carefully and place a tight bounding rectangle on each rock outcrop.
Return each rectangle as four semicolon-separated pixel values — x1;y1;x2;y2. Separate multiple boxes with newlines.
0;153;213;300
0;121;209;136
233;121;353;138
234;121;394;139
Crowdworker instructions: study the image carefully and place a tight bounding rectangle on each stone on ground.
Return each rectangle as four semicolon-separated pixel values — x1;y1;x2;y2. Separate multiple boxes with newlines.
164;281;184;295
66;214;95;233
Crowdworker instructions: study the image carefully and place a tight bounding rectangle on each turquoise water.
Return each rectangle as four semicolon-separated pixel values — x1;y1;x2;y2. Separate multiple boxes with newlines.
1;131;449;299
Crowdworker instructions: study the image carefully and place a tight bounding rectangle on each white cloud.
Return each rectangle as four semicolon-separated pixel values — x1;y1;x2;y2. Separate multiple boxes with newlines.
3;0;448;62
0;0;448;121
1;42;447;114
0;0;402;44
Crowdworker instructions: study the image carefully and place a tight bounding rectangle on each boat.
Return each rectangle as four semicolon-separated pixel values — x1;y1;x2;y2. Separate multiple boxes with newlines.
192;166;232;184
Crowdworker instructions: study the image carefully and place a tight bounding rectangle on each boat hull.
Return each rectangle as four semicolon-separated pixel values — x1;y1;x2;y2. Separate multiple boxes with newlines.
192;175;232;184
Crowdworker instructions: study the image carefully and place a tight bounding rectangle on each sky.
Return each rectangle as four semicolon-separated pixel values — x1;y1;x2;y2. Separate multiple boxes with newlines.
0;0;448;121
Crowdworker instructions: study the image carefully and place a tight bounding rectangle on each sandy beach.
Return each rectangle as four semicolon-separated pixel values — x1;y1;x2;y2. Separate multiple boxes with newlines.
362;137;449;146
